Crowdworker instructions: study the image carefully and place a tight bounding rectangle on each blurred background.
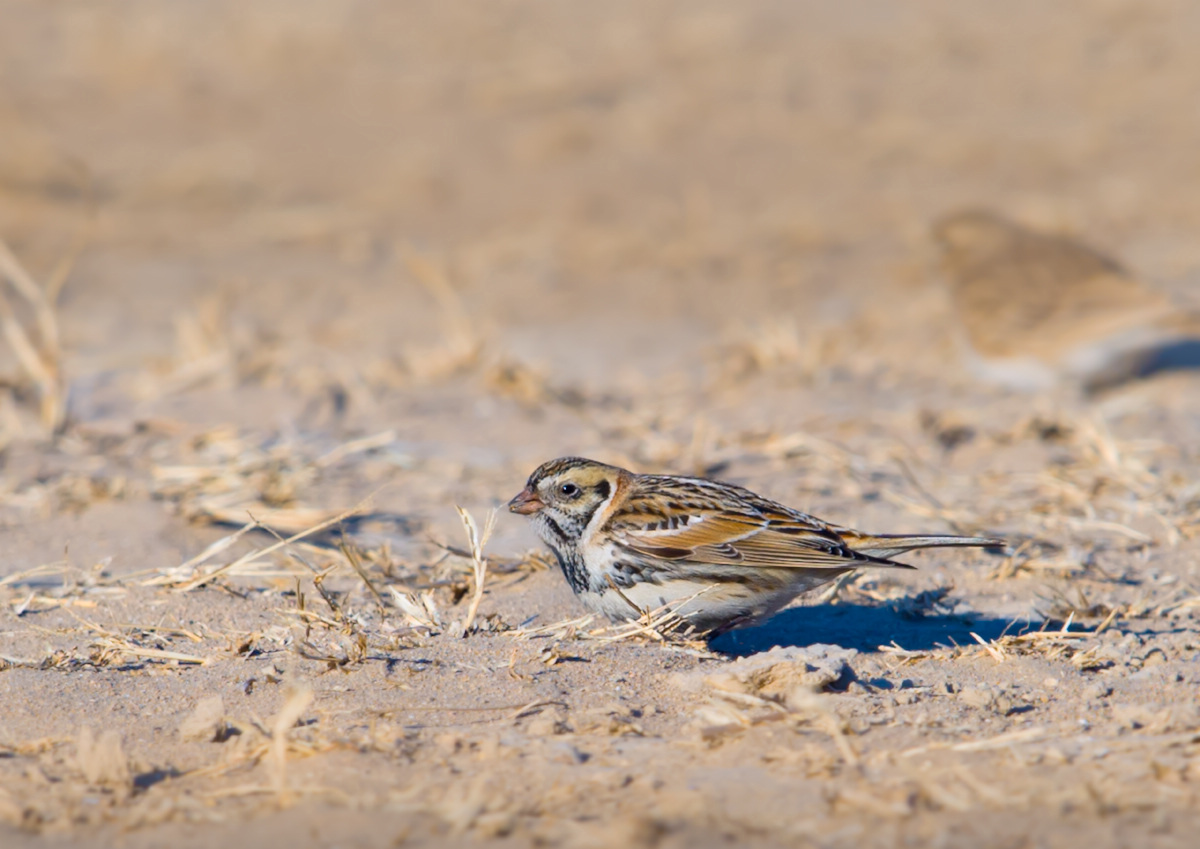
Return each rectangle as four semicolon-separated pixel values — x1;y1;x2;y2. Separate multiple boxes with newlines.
2;0;1200;441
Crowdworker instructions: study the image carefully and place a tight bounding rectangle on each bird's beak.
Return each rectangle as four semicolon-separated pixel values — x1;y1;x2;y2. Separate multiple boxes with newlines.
507;486;544;515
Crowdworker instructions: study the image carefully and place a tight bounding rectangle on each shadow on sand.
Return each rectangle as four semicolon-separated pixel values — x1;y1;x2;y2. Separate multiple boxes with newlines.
709;602;1021;657
1141;338;1200;376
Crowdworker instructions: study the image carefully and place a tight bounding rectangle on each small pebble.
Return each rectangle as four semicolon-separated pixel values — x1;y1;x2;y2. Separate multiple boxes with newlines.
549;742;589;765
958;686;994;710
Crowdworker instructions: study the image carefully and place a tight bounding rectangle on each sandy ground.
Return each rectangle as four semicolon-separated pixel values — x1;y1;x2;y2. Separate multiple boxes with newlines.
2;2;1200;847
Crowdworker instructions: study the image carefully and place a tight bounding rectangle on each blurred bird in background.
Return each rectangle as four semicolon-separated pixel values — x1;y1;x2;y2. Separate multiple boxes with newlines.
933;210;1200;394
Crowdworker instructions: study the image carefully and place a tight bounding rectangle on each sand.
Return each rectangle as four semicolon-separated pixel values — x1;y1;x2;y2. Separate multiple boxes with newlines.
1;2;1199;847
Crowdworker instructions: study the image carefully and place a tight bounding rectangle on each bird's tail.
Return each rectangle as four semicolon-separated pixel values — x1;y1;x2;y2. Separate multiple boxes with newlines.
844;532;1005;560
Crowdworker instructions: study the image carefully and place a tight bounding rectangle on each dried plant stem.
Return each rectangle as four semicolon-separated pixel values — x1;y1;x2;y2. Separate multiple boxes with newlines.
174;491;378;592
340;539;386;611
0;240;57;348
593;583;712;644
143;520;260;587
0;560;71;588
456;505;497;634
254;519;346;623
0;239;66;432
271;685;314;806
96;642;210;665
315;429;396;468
44;217;93;311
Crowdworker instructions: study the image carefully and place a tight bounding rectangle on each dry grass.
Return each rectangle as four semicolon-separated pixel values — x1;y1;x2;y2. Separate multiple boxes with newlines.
147;493;378;591
503;590;718;658
1;387;1196;846
455;506;497;635
0;239;68;435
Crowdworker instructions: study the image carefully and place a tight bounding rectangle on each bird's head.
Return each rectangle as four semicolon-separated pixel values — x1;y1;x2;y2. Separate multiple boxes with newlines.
508;457;621;546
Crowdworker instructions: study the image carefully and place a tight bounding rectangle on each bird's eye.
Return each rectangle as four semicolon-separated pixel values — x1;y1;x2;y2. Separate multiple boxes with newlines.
559;482;581;498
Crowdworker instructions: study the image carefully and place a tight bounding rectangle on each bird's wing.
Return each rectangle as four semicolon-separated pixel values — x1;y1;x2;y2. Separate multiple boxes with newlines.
611;507;909;571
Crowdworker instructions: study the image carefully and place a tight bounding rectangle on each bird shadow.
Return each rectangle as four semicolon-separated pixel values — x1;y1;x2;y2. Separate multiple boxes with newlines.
1091;338;1200;393
1138;338;1200;376
709;602;1018;657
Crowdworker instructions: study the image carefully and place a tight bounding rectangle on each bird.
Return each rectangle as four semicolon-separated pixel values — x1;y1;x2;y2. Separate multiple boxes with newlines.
933;209;1200;393
508;457;1003;635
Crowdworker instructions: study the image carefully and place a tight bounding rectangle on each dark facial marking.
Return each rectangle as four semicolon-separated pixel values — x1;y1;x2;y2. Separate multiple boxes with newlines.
594;479;611;500
538;513;569;548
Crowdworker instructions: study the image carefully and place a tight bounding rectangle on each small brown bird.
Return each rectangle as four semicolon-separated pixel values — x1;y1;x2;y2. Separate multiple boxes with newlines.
933;209;1200;392
509;457;1003;635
